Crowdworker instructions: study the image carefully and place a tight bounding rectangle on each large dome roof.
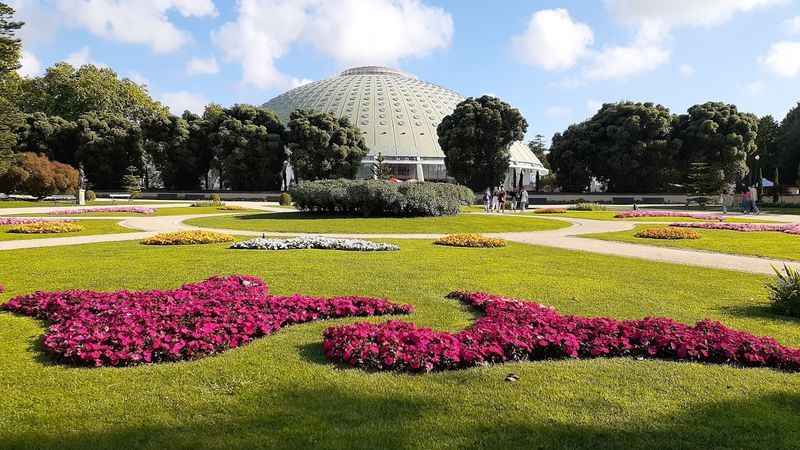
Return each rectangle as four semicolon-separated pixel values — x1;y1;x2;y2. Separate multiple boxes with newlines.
263;66;464;160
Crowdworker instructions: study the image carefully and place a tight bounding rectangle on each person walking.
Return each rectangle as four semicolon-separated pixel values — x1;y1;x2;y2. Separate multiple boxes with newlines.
519;188;528;212
491;187;499;213
498;188;507;213
741;188;751;214
483;188;492;213
749;185;759;214
510;189;518;211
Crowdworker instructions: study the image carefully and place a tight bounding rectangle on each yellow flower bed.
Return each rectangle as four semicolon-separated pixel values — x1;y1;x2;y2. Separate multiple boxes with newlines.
635;227;701;240
217;205;247;211
435;233;506;248
7;221;84;234
142;231;235;246
534;208;567;214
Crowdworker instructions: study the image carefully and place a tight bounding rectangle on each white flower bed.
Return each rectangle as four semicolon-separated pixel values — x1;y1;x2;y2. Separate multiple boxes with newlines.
231;236;399;252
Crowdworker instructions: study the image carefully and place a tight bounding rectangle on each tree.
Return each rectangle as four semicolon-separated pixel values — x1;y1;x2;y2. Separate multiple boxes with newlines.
777;103;800;185
75;112;143;189
15;112;80;165
0;3;23;164
0;152;79;198
674;102;758;191
548;122;594;192
686;162;722;202
120;165;142;194
286;109;368;181
141;113;203;190
755;115;780;179
437;95;528;191
16;63;167;122
206;104;285;190
528;134;550;170
0;2;23;75
371;152;391;180
547;102;679;193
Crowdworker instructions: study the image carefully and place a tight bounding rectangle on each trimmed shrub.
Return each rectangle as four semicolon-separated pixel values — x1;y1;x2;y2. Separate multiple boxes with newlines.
142;231;235;245
85;190;96;202
210;193;223;206
534;208;567;214
435;234;506;248
290;180;473;217
570;203;607;211
217;205;247;211
635;227;701;240
767;265;800;317
8;221;84;234
279;192;292;206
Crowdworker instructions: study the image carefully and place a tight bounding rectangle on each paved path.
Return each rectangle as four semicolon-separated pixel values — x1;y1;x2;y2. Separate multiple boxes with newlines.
2;204;800;274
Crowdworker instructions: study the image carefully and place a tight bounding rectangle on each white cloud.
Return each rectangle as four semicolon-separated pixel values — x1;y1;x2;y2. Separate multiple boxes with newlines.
17;49;42;77
187;57;220;75
161;91;209;115
760;41;800;77
584;39;669;80
7;0;60;44
55;0;217;54
679;64;695;77
785;16;800;34
746;80;766;95
213;0;453;89
289;77;313;88
544;106;573;119
511;9;594;71
64;46;107;68
127;72;149;86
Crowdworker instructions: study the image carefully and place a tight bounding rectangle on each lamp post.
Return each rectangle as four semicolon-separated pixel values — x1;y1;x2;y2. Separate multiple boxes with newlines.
754;154;761;198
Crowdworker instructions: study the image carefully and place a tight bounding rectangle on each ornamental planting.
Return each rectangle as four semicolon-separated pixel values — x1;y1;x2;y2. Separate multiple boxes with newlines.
51;206;156;215
7;221;84;234
614;210;723;220
635;227;701;240
0;218;75;226
231;236;399;251
1;275;413;367
324;291;800;373
670;222;800;235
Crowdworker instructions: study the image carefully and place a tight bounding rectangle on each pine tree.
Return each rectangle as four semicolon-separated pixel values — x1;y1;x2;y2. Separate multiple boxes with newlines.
121;165;142;195
371;152;391;180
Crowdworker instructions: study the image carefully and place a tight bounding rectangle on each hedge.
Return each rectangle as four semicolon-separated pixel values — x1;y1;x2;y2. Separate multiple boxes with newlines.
289;180;474;217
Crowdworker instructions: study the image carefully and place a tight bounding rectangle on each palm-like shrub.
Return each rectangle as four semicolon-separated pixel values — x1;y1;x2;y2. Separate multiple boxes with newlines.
766;265;800;317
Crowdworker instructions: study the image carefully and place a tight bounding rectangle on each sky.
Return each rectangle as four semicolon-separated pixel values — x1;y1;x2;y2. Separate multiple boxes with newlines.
9;0;800;143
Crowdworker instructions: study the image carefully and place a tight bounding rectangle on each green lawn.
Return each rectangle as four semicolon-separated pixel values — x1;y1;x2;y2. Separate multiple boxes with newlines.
583;223;800;261
1;239;799;449
185;212;571;234
0;220;133;241
16;206;258;217
0;200;84;208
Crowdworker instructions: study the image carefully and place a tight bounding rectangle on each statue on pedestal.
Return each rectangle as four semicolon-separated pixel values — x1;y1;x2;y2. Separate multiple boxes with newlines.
281;146;295;192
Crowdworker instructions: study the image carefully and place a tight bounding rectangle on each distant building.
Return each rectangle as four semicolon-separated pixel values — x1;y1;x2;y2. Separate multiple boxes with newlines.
263;66;548;184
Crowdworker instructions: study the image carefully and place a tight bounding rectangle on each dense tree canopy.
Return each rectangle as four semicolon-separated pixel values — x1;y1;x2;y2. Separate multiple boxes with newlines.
548;122;594;192
437;96;527;191
528;134;550;170
16;112;80;165
286;109;368;181
551;102;678;192
0;2;22;75
16;63;167;122
0;152;78;198
755;115;780;182
674;102;758;190
141;113;196;190
75;112;143;189
0;2;23;166
778;103;800;185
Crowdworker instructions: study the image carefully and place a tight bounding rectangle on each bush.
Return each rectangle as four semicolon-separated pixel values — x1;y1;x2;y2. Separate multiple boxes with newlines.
142;231;235;245
290;180;474;217
191;201;217;207
434;233;506;248
767;265;800;317
217;205;246;211
570;202;607;211
85;190;96;202
635;227;701;240
279;192;292;206
210;193;223;206
0;152;79;199
534;208;567;214
8;221;84;234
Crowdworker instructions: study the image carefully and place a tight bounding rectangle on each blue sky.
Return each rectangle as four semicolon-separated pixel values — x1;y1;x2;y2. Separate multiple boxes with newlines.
10;0;800;143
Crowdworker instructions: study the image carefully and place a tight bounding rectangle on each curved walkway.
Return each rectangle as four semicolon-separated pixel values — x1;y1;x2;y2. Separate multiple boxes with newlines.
2;204;800;275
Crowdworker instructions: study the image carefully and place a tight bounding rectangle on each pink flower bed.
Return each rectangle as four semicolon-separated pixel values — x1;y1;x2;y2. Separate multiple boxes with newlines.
324;291;800;373
1;275;412;367
670;222;800;234
0;218;75;226
51;206;156;215
614;210;722;220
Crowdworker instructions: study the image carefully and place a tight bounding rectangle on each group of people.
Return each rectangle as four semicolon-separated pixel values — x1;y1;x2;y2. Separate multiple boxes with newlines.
483;186;528;213
740;185;760;214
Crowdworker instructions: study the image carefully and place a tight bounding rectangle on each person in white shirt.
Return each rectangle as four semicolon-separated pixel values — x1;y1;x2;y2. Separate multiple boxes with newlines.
748;186;759;214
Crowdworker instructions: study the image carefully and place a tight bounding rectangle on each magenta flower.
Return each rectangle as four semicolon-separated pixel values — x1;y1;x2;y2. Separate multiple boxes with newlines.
670;222;800;234
615;210;723;220
0;218;76;226
0;275;412;367
50;207;156;215
324;291;800;373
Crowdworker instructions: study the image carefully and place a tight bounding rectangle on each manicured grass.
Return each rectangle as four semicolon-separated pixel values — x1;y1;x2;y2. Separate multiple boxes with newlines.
584;223;800;261
0;220;133;241
18;206;258;217
0;200;83;208
185;212;571;234
0;240;799;449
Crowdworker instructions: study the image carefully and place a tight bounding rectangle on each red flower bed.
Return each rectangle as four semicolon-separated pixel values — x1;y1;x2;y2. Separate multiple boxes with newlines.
324;291;800;373
1;275;412;367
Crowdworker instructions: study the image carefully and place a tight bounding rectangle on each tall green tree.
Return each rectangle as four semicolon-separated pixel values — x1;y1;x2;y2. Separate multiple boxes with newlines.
16;63;167;122
0;2;24;168
15;112;80;165
141;113;203;190
527;134;550;170
75;112;143;189
207;104;285;190
286;109;368;181
777;103;800;185
437;95;528;191
674;102;758;190
548;122;595;192
0;2;22;74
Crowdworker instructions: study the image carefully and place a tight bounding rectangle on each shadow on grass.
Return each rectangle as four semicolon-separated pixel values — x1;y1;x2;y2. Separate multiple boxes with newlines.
719;304;800;324
4;387;800;449
235;212;367;222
